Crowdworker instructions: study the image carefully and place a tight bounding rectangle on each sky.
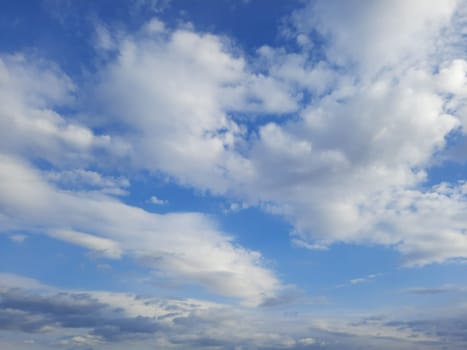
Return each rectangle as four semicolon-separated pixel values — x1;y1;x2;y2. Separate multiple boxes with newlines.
0;0;467;349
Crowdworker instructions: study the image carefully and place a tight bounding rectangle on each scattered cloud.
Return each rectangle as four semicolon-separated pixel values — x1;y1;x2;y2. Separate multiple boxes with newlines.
2;274;466;350
292;238;328;251
349;274;381;286
1;1;467;348
336;273;381;288
149;195;167;205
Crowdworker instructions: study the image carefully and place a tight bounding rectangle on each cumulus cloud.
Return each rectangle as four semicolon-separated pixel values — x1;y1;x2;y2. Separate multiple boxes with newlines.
0;54;123;166
288;0;460;73
80;5;467;267
249;68;467;263
93;23;297;193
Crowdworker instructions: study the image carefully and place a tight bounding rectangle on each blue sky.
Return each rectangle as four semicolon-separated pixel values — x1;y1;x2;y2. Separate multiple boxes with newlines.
1;1;467;349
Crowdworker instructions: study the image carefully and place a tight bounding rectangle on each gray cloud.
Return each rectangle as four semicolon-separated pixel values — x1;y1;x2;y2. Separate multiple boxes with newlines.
0;289;162;341
385;316;467;346
407;285;467;295
3;278;467;350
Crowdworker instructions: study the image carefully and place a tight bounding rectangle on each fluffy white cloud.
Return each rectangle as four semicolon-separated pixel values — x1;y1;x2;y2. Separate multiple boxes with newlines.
93;24;297;192
78;5;467;267
438;59;467;131
239;1;467;265
254;5;467;267
0;54;121;166
243;69;460;236
289;0;460;73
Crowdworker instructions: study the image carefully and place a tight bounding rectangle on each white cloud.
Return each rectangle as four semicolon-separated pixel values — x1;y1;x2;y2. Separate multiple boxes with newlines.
0;153;280;305
438;59;467;94
144;18;165;33
234;66;466;265
149;195;167;205
83;10;467;267
349;274;380;286
93;24;297;193
247;1;467;266
437;59;467;131
0;54;125;166
46;169;129;195
256;46;338;95
48;229;123;259
289;0;459;73
291;238;328;251
0;273;47;290
95;23;116;51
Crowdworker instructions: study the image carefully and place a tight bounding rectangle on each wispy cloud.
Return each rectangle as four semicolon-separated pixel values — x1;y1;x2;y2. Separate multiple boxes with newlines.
407;285;467;295
0;153;281;305
337;273;382;288
8;234;28;244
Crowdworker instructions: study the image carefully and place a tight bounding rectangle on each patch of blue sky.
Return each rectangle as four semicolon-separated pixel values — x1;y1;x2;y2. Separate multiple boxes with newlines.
424;129;467;185
164;0;302;53
124;172;224;214
426;160;467;187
